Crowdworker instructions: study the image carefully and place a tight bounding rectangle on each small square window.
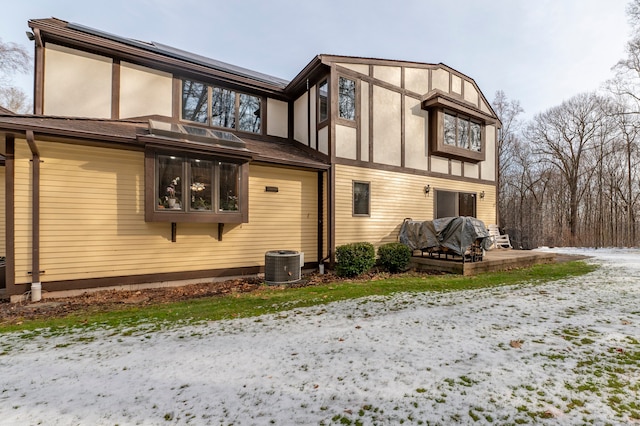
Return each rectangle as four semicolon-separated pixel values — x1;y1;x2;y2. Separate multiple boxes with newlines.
353;181;370;216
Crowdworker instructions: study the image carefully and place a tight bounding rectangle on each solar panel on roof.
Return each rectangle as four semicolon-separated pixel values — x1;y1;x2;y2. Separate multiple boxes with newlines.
68;22;289;88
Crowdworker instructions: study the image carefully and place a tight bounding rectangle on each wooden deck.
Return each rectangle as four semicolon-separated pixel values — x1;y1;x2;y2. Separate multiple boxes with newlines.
410;249;557;276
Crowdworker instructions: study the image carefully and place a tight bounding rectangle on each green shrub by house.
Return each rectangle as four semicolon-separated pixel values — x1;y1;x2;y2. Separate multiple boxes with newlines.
335;242;376;277
378;242;412;273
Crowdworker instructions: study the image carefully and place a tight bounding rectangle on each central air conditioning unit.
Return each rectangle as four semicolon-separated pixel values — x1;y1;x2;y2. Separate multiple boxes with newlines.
264;250;303;285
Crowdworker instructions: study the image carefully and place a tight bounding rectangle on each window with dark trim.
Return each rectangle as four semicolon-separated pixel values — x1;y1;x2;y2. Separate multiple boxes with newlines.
338;77;356;121
182;79;261;134
147;151;248;223
444;112;482;153
318;79;328;122
435;190;476;218
353;181;370;216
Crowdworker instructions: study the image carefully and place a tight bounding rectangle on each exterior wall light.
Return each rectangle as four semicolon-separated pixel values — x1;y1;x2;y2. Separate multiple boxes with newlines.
480;191;485;199
424;185;430;195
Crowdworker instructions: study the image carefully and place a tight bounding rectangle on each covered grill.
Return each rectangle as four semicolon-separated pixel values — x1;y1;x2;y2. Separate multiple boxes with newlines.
399;217;491;262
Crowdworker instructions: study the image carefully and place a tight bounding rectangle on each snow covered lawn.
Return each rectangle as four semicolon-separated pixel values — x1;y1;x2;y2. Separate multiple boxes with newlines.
1;248;638;425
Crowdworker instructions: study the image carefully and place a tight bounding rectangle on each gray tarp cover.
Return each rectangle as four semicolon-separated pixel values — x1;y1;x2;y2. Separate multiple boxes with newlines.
399;217;491;256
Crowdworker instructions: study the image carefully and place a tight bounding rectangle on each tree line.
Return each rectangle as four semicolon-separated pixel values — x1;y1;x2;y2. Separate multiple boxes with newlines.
494;2;640;248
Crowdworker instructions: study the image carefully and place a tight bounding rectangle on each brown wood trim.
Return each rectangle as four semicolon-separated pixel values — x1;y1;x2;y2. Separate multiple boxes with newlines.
356;78;362;161
26;131;41;284
111;59;120;119
317;171;324;264
334;157;498;186
368;66;374;164
9;266;265;295
328;165;335;265
329;64;337;162
5;136;15;292
401;93;406;168
34;30;45;115
172;77;181;119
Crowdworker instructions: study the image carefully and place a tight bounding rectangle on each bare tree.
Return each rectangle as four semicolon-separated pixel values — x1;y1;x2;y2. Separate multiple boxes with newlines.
525;93;605;242
492;90;524;228
0;37;31;113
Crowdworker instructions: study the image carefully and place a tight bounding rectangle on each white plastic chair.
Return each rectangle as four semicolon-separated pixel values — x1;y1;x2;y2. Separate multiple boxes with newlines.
488;224;512;249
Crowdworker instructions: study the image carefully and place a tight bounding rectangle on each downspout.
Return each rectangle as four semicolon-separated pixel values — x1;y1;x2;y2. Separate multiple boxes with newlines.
26;130;42;301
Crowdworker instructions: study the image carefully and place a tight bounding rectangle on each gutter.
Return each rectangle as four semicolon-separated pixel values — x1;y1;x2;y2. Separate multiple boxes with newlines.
26;130;42;301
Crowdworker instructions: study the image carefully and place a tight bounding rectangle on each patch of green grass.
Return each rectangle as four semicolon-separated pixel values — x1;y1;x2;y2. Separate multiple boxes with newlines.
0;261;596;334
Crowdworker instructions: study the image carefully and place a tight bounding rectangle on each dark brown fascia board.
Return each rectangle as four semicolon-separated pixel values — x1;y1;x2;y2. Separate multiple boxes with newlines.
28;19;288;99
422;90;497;125
0;121;140;145
251;156;330;171
285;56;328;96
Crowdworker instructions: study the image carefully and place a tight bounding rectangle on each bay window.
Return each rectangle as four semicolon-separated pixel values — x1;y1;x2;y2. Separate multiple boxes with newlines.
147;152;248;223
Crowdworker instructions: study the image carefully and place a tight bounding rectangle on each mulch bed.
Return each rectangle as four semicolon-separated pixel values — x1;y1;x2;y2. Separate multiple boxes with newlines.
0;272;347;325
0;253;588;326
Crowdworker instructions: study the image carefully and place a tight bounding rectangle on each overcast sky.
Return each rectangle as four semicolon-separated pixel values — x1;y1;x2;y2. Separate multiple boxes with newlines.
0;0;633;119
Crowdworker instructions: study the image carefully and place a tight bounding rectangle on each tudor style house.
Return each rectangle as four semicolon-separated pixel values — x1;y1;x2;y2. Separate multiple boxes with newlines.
0;18;500;300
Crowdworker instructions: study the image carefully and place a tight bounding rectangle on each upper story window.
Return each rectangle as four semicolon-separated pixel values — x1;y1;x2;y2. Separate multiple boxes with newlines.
182;79;261;134
444;112;482;153
423;92;488;163
318;79;328;122
338;77;356;121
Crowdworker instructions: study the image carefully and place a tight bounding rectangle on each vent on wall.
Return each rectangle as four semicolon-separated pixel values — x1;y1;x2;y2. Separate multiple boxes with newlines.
265;250;303;285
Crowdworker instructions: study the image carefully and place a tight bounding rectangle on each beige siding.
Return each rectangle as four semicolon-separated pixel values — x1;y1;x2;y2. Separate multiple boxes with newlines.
404;67;429;94
481;125;497;181
318;126;329;155
463;80;479;106
337;63;369;76
404;96;428;171
360;81;370;162
336;125;357;160
13;141;318;284
432;68;449;92
267;98;288;138
119;62;172;119
373;65;401;87
335;164;496;247
293;93;308;145
14;140;32;284
451;160;462;176
431;156;449;174
451;74;462;95
44;44;112;118
464;162;480;179
372;86;401;166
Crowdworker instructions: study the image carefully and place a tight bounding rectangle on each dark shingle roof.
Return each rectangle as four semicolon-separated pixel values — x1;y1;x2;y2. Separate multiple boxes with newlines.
0;115;327;169
65;21;289;88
